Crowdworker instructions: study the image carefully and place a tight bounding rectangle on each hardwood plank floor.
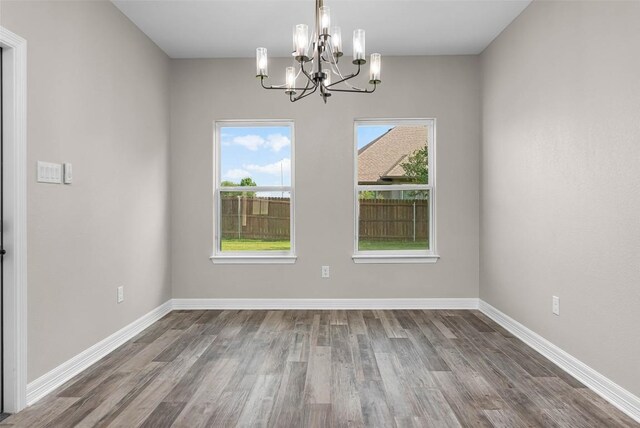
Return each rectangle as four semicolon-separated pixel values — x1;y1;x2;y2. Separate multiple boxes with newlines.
2;310;637;427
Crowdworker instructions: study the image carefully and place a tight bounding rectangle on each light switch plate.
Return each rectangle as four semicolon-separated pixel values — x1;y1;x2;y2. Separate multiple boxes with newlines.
63;163;72;184
117;286;124;303
37;161;62;184
552;296;560;316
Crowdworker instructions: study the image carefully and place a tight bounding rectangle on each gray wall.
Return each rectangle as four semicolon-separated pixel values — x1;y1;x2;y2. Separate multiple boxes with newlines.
481;1;640;396
1;1;172;381
170;56;481;299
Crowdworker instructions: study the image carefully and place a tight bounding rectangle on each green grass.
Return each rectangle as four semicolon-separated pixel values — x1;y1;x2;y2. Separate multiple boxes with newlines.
358;240;429;251
221;239;291;252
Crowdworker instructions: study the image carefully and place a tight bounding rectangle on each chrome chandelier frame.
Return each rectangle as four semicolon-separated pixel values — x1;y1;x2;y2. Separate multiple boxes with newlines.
255;0;381;103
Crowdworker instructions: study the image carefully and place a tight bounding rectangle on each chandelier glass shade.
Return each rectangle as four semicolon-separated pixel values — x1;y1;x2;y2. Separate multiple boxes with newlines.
255;0;381;103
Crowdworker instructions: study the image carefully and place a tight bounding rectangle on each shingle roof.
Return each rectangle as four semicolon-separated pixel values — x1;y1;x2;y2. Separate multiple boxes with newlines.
358;126;427;184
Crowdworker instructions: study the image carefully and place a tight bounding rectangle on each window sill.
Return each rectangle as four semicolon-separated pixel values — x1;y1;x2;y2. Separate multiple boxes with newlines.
352;254;440;264
210;255;297;265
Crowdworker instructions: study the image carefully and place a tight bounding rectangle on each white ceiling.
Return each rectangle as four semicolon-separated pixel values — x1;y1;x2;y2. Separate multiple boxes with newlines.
112;0;531;58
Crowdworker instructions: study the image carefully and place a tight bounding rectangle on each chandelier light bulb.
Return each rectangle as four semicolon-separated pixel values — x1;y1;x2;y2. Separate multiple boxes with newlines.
331;26;343;55
319;6;331;34
293;24;309;58
353;29;365;62
369;53;381;82
256;47;268;77
286;67;296;91
323;68;331;87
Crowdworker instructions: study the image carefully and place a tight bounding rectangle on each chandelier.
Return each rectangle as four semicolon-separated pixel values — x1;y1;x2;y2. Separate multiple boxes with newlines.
255;0;382;103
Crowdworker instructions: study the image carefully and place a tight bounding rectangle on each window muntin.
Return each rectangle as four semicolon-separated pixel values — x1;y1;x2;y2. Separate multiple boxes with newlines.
354;119;435;257
214;121;294;257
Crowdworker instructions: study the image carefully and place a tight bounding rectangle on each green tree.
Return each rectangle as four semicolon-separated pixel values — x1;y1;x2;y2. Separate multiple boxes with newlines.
240;177;257;187
401;145;428;199
401;145;428;184
220;177;257;197
359;190;377;200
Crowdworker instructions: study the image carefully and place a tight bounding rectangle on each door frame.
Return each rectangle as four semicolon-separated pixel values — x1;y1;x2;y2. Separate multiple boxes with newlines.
0;26;27;413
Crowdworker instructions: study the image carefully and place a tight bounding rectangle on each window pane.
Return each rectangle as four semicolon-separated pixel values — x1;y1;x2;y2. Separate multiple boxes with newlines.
358;190;429;251
220;126;291;187
220;191;291;252
357;124;428;185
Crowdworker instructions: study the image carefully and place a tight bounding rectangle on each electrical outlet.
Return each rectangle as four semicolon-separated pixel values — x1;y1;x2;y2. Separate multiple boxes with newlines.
117;286;124;303
321;266;330;278
552;296;560;316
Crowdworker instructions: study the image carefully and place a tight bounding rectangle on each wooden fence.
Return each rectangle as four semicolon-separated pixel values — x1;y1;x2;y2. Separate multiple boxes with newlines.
221;197;290;240
359;198;429;242
220;197;428;242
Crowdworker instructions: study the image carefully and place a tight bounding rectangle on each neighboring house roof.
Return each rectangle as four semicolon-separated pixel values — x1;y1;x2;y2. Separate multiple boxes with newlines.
358;126;427;184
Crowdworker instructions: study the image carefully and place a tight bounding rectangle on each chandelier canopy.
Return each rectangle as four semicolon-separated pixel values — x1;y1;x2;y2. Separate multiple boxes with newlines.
255;0;381;103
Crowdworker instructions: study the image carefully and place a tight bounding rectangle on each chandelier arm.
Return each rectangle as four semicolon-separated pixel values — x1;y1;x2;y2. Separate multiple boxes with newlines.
295;77;315;97
297;63;316;90
325;62;361;89
344;82;366;91
343;76;369;91
330;58;343;77
320;43;335;64
324;37;340;67
260;76;311;92
288;66;317;100
259;77;285;90
291;81;319;102
338;62;369;91
300;61;316;84
328;55;340;68
325;82;377;94
329;54;348;81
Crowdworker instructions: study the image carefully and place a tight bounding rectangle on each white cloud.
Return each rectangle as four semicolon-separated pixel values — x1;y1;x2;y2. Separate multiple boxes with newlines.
223;168;252;181
230;133;290;152
232;135;265;151
244;158;291;175
265;134;291;152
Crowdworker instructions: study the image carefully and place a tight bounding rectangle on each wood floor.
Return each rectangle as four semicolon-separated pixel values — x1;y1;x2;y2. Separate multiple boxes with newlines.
1;310;637;427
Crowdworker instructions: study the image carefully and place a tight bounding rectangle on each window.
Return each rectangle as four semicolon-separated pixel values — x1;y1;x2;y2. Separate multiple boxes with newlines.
212;121;295;263
353;119;438;263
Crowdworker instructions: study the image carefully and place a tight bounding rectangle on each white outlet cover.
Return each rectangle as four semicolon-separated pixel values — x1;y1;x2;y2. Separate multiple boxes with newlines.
552;296;560;315
63;163;73;184
321;266;330;278
117;286;124;303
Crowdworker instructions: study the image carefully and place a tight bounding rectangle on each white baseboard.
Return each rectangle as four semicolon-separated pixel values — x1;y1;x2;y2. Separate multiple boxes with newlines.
479;300;640;423
26;300;173;406
172;298;480;310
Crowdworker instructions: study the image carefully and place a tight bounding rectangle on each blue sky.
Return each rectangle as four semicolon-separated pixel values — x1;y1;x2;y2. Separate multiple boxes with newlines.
220;126;292;187
219;124;392;187
357;125;394;149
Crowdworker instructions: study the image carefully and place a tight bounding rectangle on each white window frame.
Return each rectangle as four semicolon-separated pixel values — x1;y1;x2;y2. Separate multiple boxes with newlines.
211;120;296;264
352;118;439;264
